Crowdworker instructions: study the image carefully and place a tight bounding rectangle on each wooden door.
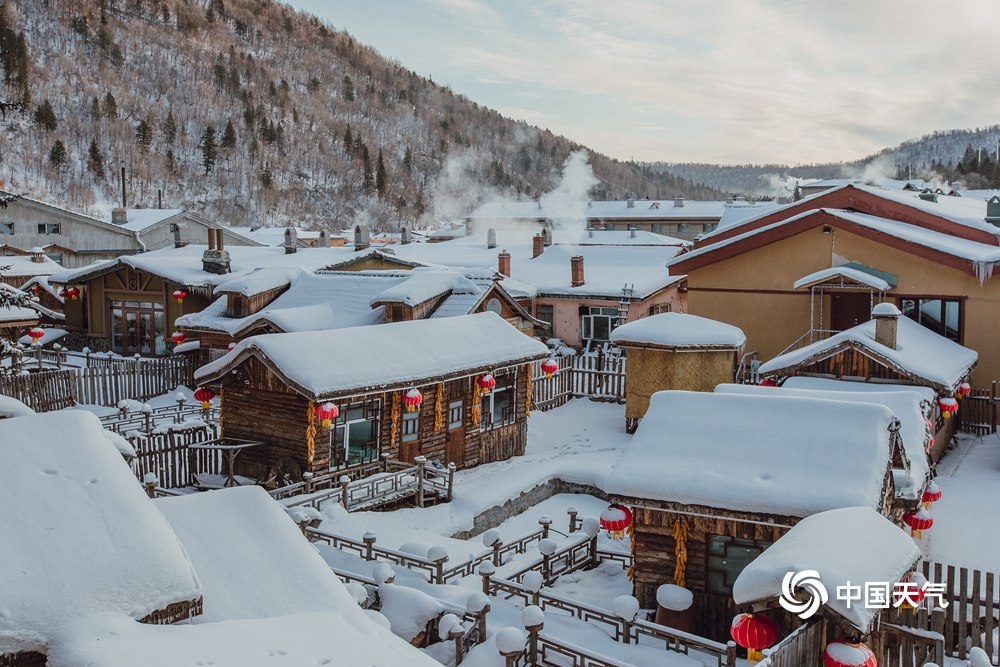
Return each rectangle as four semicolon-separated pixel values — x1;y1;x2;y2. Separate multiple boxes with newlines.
399;439;420;465
831;293;870;331
445;398;466;467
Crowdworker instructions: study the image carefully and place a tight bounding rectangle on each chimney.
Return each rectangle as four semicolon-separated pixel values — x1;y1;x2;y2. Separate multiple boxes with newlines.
570;255;585;287
532;234;544;258
486;227;496;249
626;198;635;209
30;246;45;263
111;207;128;224
283;226;297;254
401;225;412;245
542;227;552;247
318;229;329;247
872;302;901;349
630;228;637;238
673;196;685;208
202;228;231;275
497;250;511;277
354;224;370;251
986;195;1000;226
170;222;189;248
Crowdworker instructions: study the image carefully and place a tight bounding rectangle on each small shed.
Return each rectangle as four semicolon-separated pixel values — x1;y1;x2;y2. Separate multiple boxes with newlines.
605;390;900;641
0;411;202;666
609;312;746;431
733;507;920;659
194;312;548;479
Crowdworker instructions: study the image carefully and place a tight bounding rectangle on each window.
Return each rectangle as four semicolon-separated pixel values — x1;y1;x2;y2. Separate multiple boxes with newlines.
650;303;672;315
535;304;554;325
37;223;61;235
331;400;381;468
706;534;771;594
481;371;516;429
900;298;961;342
207;348;228;362
109;300;167;355
677;223;690;234
581;306;619;342
46;253;63;265
704;223;717;232
448;399;464;430
604;223;615;231
649;224;663;234
401;410;419;443
0;221;12;234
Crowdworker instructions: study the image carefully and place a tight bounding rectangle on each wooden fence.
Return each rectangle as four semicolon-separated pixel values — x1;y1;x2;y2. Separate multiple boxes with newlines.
0;357;194;411
531;353;626;412
958;382;998;436
130;424;222;489
756;621;825;667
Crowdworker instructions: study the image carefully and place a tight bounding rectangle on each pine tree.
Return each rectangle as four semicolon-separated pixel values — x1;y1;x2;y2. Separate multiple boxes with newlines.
343;125;352;151
162;109;176;146
221;119;236;150
87;138;104;177
342;75;354;102
135;119;153;151
361;144;374;193
33;100;56;132
0;260;32;376
48;139;67;171
200;125;217;174
375;148;387;196
103;91;117;119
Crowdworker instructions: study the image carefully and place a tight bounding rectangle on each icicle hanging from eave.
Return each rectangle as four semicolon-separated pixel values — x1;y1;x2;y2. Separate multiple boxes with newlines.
973;260;996;286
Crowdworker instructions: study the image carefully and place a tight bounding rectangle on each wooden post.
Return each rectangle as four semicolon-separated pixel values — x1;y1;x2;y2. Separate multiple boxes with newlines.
302;471;314;495
381;452;391;472
524;616;543;666
477;602;490;646
725;641;737;667
363;531;376;560
450;625;464;665
447;462;456;501
415;455;426;507
931;607;946;662
479;562;495;595
588;533;598;568
339;475;351;510
492;539;503;567
143;473;158;498
433;552;448;585
541;552;552;585
992;380;997;433
538;515;551;539
567;506;578;533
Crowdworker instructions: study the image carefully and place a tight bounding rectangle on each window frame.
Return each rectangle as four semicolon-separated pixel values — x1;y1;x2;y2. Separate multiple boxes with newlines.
401;409;420;443
329;399;381;469
37;223;61;235
0;221;13;234
581;306;619;342
480;370;516;430
705;533;772;595
447;399;464;431
898;296;963;343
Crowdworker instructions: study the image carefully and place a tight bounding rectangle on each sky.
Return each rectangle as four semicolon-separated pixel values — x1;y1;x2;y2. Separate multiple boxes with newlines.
284;0;1000;166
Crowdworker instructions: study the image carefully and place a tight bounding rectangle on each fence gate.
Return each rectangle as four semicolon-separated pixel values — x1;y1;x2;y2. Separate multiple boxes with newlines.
958;381;998;435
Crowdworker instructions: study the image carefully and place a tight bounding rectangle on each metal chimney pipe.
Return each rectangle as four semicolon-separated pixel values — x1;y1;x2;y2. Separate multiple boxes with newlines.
120;161;126;208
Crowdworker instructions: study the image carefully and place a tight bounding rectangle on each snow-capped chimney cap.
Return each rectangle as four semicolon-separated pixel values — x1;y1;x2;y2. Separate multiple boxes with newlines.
111;207;127;224
872;302;901;318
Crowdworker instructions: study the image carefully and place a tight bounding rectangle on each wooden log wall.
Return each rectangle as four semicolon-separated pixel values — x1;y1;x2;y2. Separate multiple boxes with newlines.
800;347;910;383
628;503;795;642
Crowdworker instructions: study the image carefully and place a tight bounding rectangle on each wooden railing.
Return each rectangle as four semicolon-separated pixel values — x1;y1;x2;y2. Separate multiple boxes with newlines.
530;353;626;412
100;403;218;435
957;381;998;435
130;426;222;489
0;356;194;411
755;621;825;667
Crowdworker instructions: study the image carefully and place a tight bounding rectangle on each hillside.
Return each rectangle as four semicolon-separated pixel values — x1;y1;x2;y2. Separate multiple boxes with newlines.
655;125;1000;197
0;0;724;232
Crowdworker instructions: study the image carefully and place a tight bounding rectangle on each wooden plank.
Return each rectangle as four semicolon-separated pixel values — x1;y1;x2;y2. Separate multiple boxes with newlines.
958;566;969;659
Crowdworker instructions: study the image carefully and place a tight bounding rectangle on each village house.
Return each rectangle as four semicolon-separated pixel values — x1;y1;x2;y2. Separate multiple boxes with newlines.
0;190;258;268
667;183;1000;387
609;312;746;431
604;390;902;641
757;303;978;460
391;228;689;350
193;312;548;478
0;411;203;667
732;506;921;665
466;197;781;241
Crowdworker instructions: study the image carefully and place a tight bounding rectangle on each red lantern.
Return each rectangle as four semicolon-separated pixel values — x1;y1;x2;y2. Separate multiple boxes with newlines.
315;402;339;428
730;613;779;663
227;341;237;351
193;387;216;409
956;382;971;399
27;327;45;342
541;358;559;379
29;284;42;295
823;639;876;667
921;480;942;508
894;571;928;609
599;504;632;540
477;373;496;394
402;388;423;413
903;508;933;539
758;377;777;387
173;289;187;304
60;286;80;300
938;397;957;419
171;331;186;345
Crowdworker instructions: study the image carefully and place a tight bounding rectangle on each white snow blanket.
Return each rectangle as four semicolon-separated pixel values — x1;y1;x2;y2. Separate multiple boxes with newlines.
610;312;745;349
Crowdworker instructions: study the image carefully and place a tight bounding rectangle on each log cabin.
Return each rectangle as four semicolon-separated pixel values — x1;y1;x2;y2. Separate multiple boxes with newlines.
193;312;548;480
604;390;902;641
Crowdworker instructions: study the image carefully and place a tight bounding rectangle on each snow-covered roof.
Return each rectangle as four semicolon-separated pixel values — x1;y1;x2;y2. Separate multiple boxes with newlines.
213;267;296;297
469;198;782;222
0;254;63;276
49;245;363;289
605;391;895;518
46;609;440;667
113;208;185;232
715;384;929;500
369;269;478;307
610;312;745;349
0;394;34;418
195;311;548;399
0;283;39;324
758;315;978;392
0;412;201;655
224;226;320;246
154;486;364;622
732;506;920;633
782;376;937;403
793;266;892;291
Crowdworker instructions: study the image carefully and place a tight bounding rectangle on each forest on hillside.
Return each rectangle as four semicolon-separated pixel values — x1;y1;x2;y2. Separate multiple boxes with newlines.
0;0;724;232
